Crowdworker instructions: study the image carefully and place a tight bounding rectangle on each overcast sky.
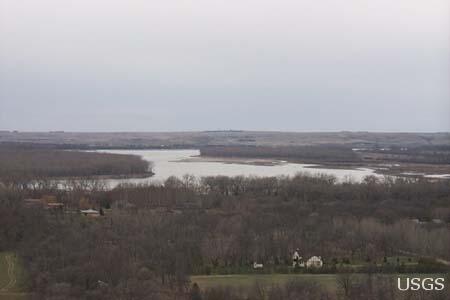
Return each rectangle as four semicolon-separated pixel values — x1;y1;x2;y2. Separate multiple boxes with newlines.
0;0;449;132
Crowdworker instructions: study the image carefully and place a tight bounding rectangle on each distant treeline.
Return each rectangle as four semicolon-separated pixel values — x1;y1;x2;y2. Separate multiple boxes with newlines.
0;147;152;180
0;141;196;150
360;145;450;164
200;145;361;163
200;145;450;165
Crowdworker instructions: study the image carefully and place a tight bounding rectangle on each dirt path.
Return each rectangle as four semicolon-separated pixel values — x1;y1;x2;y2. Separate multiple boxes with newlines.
0;254;16;292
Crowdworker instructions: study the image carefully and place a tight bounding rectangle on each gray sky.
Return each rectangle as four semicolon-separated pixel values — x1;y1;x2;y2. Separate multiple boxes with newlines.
0;0;449;132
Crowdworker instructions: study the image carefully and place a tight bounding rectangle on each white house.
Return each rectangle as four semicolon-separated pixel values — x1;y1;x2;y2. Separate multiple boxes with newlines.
306;256;323;268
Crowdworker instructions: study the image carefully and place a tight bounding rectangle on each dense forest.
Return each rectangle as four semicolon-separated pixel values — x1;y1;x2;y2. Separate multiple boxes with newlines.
1;174;449;299
0;146;152;181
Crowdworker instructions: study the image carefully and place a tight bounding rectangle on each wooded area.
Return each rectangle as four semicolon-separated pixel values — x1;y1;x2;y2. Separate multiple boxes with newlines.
1;174;449;299
0;147;152;181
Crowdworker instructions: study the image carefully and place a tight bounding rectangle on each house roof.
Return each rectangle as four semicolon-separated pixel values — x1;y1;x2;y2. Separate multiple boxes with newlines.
307;256;322;261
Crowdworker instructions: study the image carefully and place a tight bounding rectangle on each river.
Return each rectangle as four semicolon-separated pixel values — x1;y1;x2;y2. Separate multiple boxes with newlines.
92;149;380;188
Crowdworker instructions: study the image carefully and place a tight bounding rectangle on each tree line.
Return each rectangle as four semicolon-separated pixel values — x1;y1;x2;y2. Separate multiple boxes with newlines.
200;144;450;165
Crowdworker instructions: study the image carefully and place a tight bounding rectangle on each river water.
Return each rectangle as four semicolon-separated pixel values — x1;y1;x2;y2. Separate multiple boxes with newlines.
93;149;380;188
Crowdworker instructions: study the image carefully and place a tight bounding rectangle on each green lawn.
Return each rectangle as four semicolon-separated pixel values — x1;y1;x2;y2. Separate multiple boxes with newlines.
191;274;338;291
0;253;8;290
191;273;448;293
0;252;27;300
0;293;28;300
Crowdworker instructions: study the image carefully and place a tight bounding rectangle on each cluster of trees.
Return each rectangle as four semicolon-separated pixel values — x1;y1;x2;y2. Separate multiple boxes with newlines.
1;186;195;299
105;175;450;271
1;173;450;299
0;146;152;182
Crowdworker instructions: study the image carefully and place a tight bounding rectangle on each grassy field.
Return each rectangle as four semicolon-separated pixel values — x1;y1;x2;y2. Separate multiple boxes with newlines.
191;273;448;293
0;252;27;300
191;274;339;291
0;294;27;300
0;253;9;291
